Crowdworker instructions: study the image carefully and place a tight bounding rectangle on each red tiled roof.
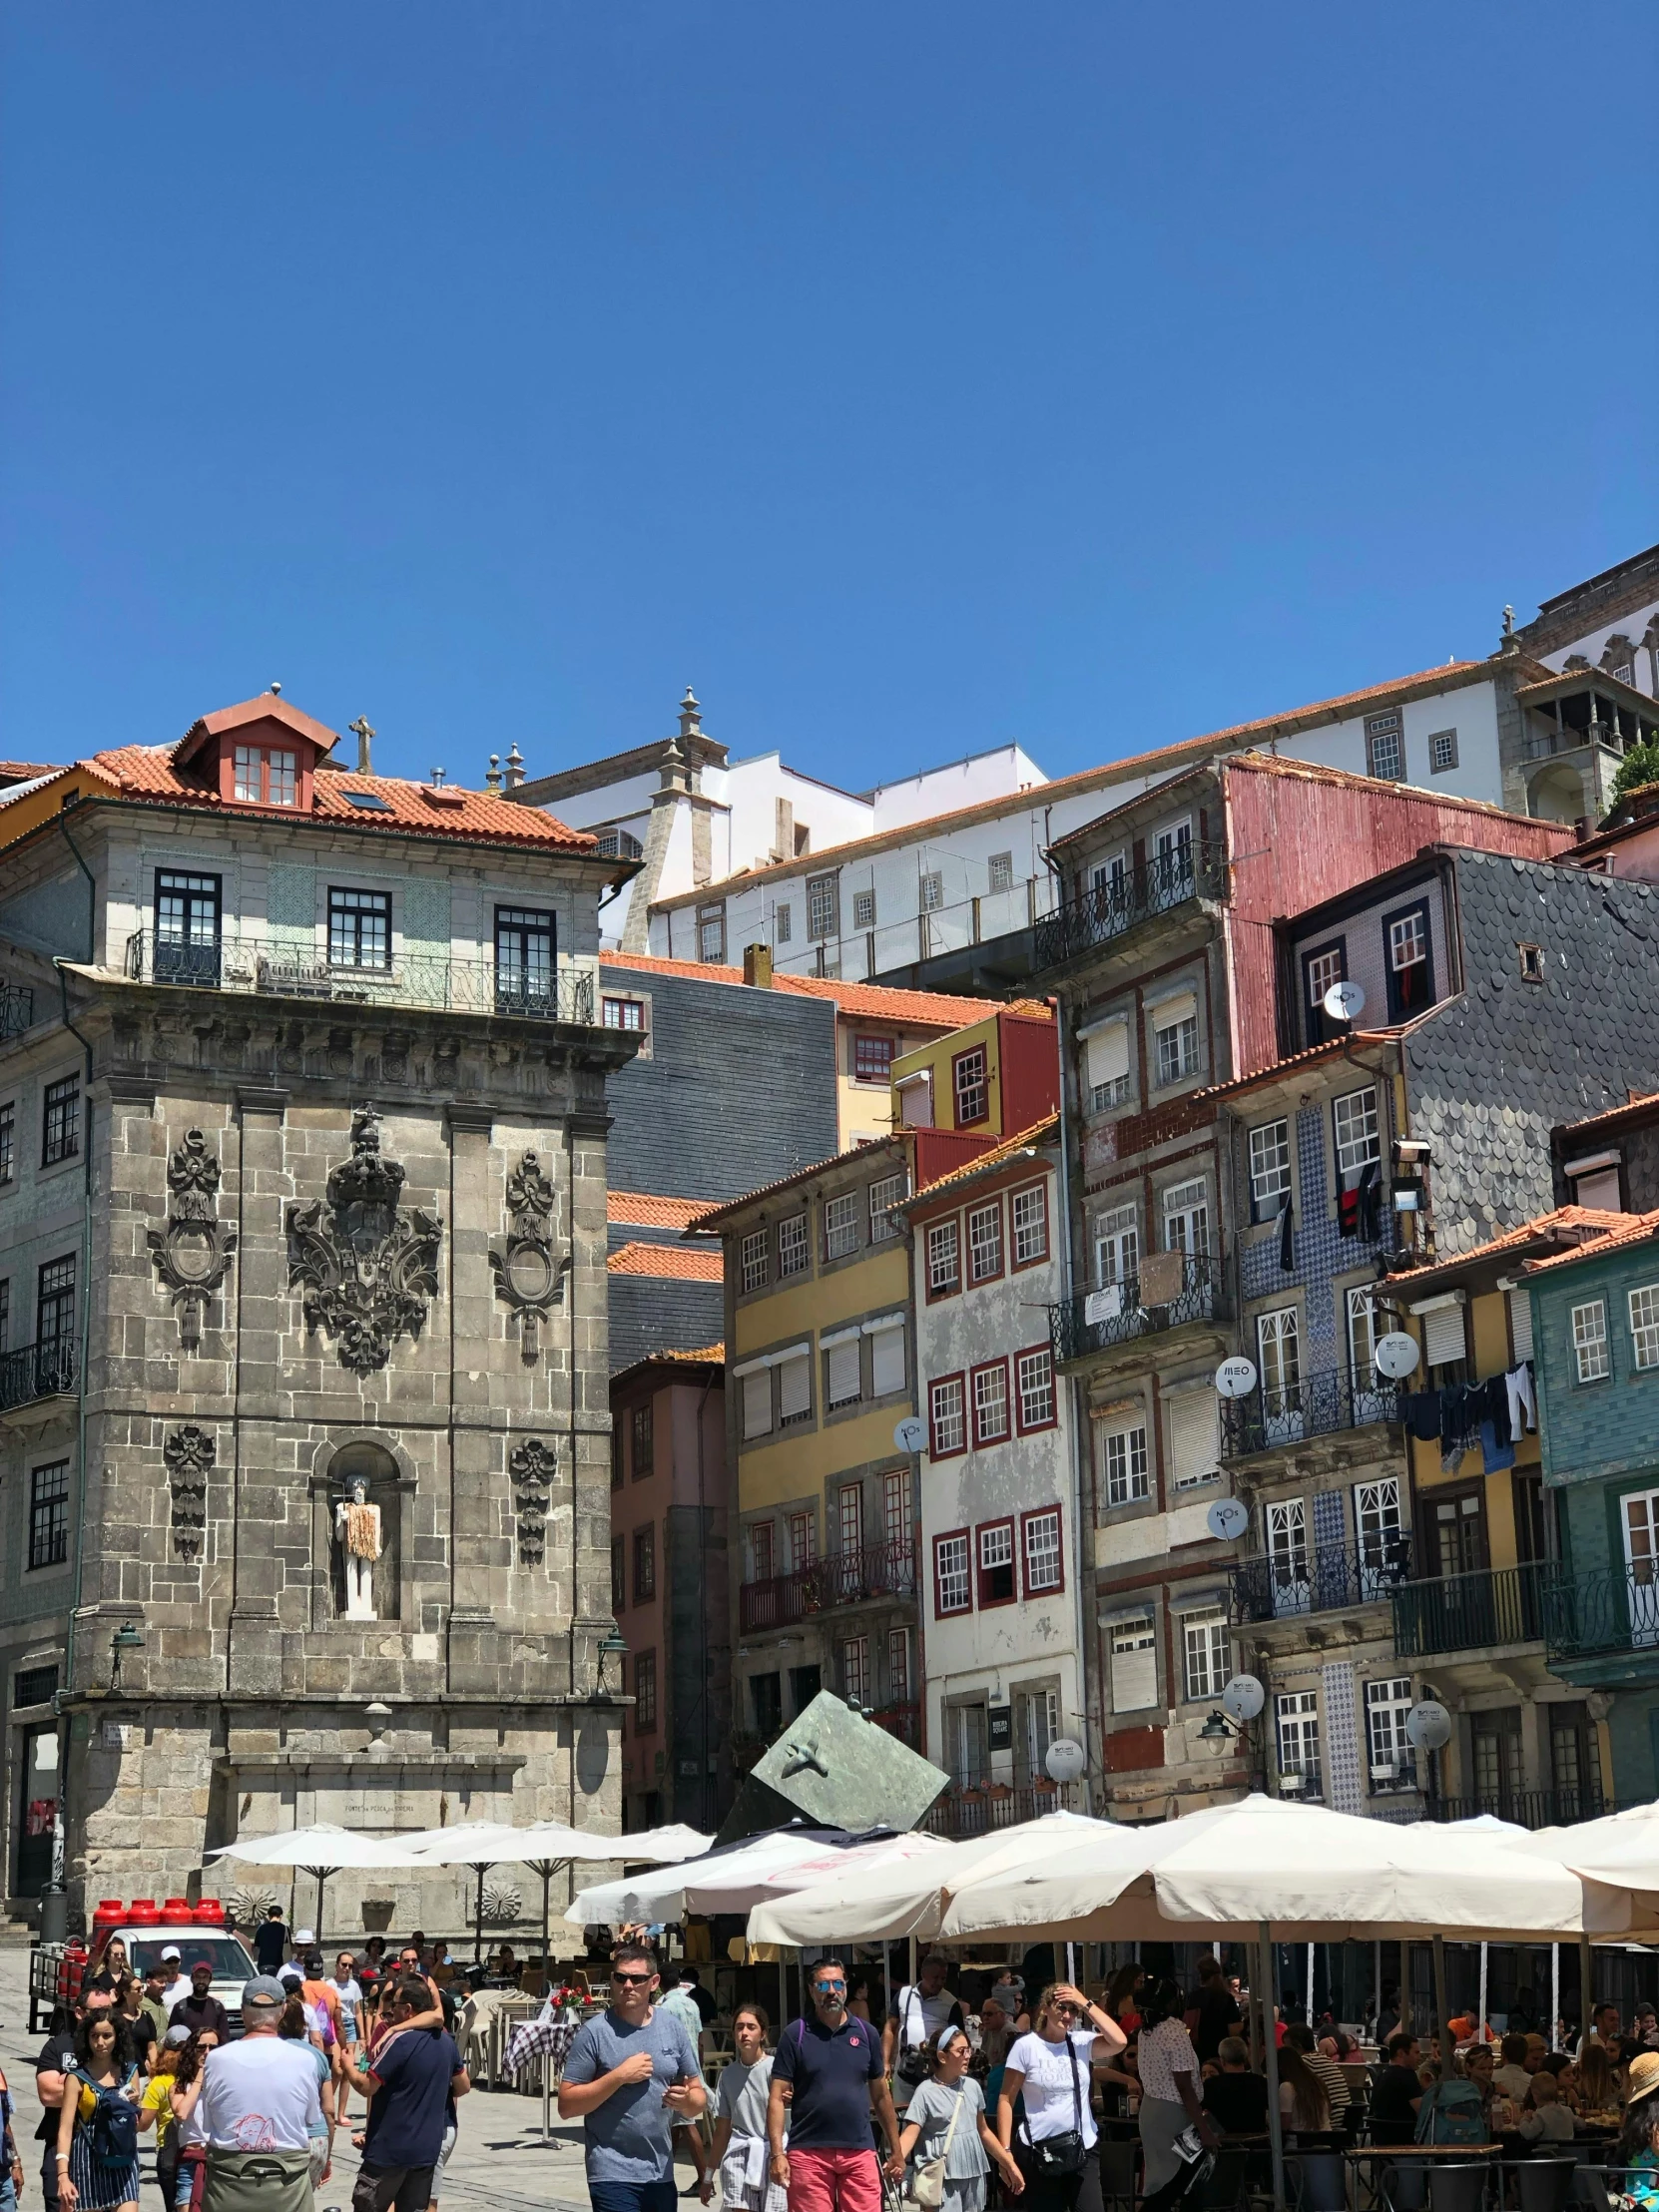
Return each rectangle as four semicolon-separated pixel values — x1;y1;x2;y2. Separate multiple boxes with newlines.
684;1133;909;1232
1384;1206;1631;1287
81;745;599;852
903;1115;1060;1208
608;1191;717;1230
0;761;59;782
1556;1089;1659;1142
1198;1031;1403;1101
607;1242;725;1281
600;951;996;1029
1522;1209;1659;1276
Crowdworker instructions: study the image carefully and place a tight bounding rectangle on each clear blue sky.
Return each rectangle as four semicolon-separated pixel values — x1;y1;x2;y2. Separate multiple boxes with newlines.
2;3;1653;793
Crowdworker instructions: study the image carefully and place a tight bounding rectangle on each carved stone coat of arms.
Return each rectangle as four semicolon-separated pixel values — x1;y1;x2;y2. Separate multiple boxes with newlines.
285;1107;442;1374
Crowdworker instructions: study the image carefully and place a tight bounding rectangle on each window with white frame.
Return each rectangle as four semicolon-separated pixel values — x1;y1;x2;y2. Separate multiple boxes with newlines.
887;1624;911;1704
1365;1676;1416;1788
1334;1087;1381;1175
1155;1010;1200;1085
1090;851;1128;901
968;1200;1003;1282
788;1511;816;1570
808;874;839;940
935;1532;970;1614
1110;1614;1157;1711
978;1521;1015;1604
741;1368;773;1440
1306;946;1343;1010
852;888;875;931
1266;1496;1310;1598
1366;711;1403;781
920;871;944;912
824;1193;859;1260
972;1364;1009;1444
1276;1689;1322;1790
1573;1299;1610;1382
1389;908;1426;973
883;1470;912;1549
841;1635;868;1706
1630;1286;1659;1372
1016;1348;1054;1428
698;903;726;962
1096;1204;1139;1286
778;1214;809;1278
1163;1179;1209;1255
1181;1608;1229;1703
927;1219;961;1295
1023;1508;1062;1594
741;1231;769;1295
869;1172;906;1242
1347;1287;1382;1388
1103;1421;1149;1506
930;1376;965;1455
1354;1476;1404;1589
749;1520;775;1581
1011;1183;1048;1264
775;901;793;943
1249;1120;1292;1218
1257;1306;1302;1413
954;1046;989;1125
987;851;1014;894
1428;729;1458;774
1084;1016;1132;1111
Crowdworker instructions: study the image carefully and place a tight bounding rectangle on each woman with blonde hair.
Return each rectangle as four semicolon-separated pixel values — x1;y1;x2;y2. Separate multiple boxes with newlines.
997;1983;1126;2212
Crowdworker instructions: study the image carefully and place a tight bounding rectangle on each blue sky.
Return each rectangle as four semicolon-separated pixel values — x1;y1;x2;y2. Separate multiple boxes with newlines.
2;3;1653;793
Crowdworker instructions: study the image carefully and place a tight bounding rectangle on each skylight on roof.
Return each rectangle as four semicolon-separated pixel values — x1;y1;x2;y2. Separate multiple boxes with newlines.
345;792;393;813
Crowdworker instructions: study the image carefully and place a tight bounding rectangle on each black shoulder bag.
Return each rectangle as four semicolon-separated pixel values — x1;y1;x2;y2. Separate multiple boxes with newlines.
1020;2032;1088;2176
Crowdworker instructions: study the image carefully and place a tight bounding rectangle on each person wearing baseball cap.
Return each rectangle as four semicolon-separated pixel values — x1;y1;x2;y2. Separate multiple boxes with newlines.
168;1963;230;2048
159;1949;192;2013
170;1978;320;2212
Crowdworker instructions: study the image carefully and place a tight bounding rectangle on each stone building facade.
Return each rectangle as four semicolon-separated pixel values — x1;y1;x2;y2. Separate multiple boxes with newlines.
0;694;638;1927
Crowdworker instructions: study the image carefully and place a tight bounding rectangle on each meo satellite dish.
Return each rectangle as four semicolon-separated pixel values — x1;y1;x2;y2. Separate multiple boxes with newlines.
1215;1356;1258;1399
1222;1675;1266;1723
1324;979;1367;1023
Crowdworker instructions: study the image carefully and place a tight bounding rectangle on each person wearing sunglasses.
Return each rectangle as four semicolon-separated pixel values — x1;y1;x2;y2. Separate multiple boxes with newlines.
769;1959;902;2212
558;1944;707;2212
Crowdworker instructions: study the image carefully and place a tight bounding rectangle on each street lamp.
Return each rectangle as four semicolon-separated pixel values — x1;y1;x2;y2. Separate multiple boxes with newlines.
1198;1709;1238;1742
110;1620;145;1691
598;1629;629;1697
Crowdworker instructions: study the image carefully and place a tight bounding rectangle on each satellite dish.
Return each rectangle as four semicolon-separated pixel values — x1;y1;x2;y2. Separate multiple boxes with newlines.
1222;1674;1266;1723
1324;979;1367;1023
1405;1700;1452;1752
1215;1356;1258;1399
1207;1497;1250;1542
893;1416;927;1455
1044;1737;1087;1785
1374;1332;1421;1381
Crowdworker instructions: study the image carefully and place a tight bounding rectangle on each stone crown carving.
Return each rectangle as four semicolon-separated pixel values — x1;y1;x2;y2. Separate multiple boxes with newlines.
489;1151;569;1363
286;1107;442;1374
148;1130;239;1352
164;1424;215;1560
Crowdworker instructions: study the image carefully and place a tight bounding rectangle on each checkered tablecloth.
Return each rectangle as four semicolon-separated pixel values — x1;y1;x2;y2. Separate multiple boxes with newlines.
502;2014;579;2080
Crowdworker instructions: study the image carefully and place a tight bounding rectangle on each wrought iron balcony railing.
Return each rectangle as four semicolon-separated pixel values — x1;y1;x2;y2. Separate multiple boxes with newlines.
1275;1764;1323;1804
0;1339;79;1412
1390;1562;1566;1658
923;1782;1066;1838
1035;841;1228;972
0;984;34;1041
867;1702;920;1750
1229;1533;1415;1624
1220;1370;1400;1460
739;1536;919;1635
124;931;598;1024
1545;1567;1659;1662
1420;1787;1607;1830
1050;1253;1221;1364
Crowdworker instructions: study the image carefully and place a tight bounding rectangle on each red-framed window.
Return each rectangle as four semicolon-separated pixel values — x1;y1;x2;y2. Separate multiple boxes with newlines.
854;1034;894;1085
970;1359;1010;1446
925;1217;961;1300
933;1528;971;1616
967;1199;1004;1285
929;1374;966;1458
1015;1345;1057;1433
1021;1506;1064;1597
1011;1181;1049;1268
953;1045;989;1127
976;1518;1016;1607
228;743;301;808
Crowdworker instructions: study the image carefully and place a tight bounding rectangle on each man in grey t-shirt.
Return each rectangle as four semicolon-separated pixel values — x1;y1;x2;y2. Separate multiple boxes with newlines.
559;1943;707;2212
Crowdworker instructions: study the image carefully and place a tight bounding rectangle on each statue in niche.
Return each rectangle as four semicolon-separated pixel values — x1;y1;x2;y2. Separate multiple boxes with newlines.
334;1476;383;1620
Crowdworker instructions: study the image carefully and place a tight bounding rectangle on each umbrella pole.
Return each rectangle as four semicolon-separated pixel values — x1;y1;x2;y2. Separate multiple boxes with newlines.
1551;1942;1560;2050
1305;1941;1314;2024
316;1869;326;1951
1432;1936;1448;2072
475;1864;485;1969
1477;1943;1488;2044
1578;1936;1592;2045
1259;1923;1287;2211
542;1863;554;1998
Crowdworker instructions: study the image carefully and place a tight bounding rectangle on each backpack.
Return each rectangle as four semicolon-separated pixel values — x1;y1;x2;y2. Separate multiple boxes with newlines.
1414;2077;1485;2146
75;2068;139;2169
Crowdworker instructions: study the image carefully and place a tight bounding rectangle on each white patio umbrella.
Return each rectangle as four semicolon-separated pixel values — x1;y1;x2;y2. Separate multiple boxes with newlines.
568;1827;862;1926
617;1825;714;1861
206;1823;427;1948
401;1821;638;1977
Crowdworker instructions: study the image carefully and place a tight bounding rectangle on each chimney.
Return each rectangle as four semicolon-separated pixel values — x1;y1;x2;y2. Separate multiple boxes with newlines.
743;943;774;989
348;717;375;774
504;743;525;791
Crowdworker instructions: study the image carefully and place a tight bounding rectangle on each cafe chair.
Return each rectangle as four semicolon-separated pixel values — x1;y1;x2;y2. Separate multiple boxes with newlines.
1567;2170;1614;2212
1382;2159;1431;2212
1097;2135;1139;2212
1288;2150;1347;2212
1514;2162;1577;2212
1192;2145;1248;2212
1426;2164;1490;2212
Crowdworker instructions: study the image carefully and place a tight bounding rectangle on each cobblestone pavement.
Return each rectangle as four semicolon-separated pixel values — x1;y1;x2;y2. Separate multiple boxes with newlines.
0;1942;703;2212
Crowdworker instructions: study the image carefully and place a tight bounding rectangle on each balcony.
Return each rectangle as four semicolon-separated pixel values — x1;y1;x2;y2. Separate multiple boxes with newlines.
1420;1788;1607;1830
0;984;34;1041
924;1783;1064;1838
1229;1533;1415;1625
123;932;598;1024
1034;841;1228;972
1390;1562;1564;1658
0;1340;79;1415
739;1536;919;1635
1050;1253;1221;1364
1221;1370;1400;1461
867;1702;920;1750
1275;1764;1323;1805
1546;1568;1659;1665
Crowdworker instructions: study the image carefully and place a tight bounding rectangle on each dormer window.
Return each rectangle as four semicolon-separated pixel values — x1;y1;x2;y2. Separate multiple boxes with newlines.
234;745;298;807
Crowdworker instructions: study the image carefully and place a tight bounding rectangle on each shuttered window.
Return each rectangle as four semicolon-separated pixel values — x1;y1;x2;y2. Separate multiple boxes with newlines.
779;1354;812;1423
827;1337;861;1407
870;1322;905;1396
742;1369;773;1439
1508;1286;1534;1364
1421;1302;1466;1371
1167;1390;1219;1488
1111;1615;1158;1712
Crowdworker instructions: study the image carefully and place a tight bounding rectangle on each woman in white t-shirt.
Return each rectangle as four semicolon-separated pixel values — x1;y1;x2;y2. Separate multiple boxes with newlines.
996;1983;1126;2212
1135;1979;1216;2200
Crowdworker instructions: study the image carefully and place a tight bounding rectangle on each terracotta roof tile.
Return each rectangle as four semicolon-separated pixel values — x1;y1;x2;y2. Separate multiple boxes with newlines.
1199;1031;1403;1101
684;1133;909;1233
606;1241;725;1281
1556;1088;1659;1143
903;1116;1060;1207
600;951;995;1028
1521;1209;1659;1276
608;1191;718;1230
1384;1206;1632;1287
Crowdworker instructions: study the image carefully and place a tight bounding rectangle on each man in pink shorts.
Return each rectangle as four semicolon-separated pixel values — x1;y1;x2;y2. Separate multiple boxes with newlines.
768;1959;902;2212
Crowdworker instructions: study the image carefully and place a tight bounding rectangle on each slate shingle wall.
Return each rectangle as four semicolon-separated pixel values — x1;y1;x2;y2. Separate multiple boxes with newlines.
608;1276;725;1376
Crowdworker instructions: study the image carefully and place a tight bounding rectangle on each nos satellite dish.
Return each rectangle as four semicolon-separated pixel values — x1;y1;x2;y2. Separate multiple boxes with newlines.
1405;1700;1452;1752
1044;1737;1087;1785
1215;1356;1259;1399
1207;1497;1250;1542
1324;979;1367;1023
1374;1332;1421;1381
893;1416;928;1455
1222;1674;1266;1723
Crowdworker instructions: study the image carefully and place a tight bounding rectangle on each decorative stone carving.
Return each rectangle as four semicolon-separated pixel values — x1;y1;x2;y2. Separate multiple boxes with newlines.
508;1438;556;1566
334;1476;383;1618
489;1151;569;1362
285;1106;443;1374
163;1424;215;1560
148;1130;238;1350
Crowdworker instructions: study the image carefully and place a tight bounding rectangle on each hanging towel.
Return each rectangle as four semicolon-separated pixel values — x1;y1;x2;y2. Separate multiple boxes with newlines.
1404;1389;1442;1443
1357;1161;1382;1242
1479;1417;1516;1474
1338;1180;1360;1238
1278;1190;1295;1272
1506;1363;1537;1435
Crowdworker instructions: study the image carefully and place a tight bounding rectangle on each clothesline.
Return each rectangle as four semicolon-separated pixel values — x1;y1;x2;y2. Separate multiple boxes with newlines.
1401;1360;1535;1475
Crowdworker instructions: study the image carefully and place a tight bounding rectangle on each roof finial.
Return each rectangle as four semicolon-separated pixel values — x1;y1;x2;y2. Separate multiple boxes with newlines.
484;753;502;793
348;716;374;775
269;680;282;696
503;742;525;791
679;687;702;741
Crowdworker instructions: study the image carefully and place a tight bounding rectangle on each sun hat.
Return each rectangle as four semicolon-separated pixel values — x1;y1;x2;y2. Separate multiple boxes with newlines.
1628;2051;1659;2103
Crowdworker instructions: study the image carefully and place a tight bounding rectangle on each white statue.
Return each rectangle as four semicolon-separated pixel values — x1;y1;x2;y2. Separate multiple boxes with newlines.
335;1477;382;1620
